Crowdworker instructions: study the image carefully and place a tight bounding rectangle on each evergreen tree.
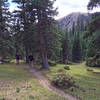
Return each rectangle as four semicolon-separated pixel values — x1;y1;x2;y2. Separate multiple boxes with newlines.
12;0;58;69
88;0;100;10
12;0;37;62
0;0;12;59
36;0;57;69
72;32;81;62
71;22;75;35
0;0;10;36
82;0;100;67
61;29;69;64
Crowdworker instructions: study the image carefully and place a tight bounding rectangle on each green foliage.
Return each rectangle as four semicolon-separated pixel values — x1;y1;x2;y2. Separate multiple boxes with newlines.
58;68;66;73
64;66;70;70
16;87;21;93
88;0;100;10
29;95;34;100
72;32;82;62
43;62;100;100
61;29;69;64
84;12;100;67
12;0;59;69
0;98;5;100
83;13;100;37
87;16;100;37
86;30;100;57
48;60;57;66
86;54;100;67
83;31;90;38
52;73;75;89
87;68;93;72
46;24;62;61
0;0;13;59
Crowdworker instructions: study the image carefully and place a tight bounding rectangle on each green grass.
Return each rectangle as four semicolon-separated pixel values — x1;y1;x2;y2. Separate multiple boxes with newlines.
43;62;100;100
0;64;67;100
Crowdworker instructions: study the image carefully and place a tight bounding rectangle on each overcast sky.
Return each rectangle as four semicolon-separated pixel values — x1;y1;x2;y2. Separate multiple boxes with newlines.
9;0;100;19
54;0;89;19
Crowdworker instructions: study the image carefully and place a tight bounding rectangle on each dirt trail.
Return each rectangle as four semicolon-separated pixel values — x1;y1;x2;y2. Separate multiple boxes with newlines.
28;67;79;100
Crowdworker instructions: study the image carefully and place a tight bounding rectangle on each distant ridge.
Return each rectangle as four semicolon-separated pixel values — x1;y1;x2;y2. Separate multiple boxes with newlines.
58;12;92;30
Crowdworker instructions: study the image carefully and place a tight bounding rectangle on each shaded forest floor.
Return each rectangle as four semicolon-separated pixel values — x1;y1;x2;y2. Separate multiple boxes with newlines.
42;62;100;100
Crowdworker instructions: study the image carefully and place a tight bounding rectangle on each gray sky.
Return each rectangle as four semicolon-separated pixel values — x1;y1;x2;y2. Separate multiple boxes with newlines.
54;0;100;19
9;0;100;19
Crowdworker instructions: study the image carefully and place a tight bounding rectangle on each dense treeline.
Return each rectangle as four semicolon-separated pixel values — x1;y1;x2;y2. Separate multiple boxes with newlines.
0;0;99;68
84;0;100;67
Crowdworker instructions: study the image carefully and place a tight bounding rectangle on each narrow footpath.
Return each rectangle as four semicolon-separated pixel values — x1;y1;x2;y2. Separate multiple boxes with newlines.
27;66;79;100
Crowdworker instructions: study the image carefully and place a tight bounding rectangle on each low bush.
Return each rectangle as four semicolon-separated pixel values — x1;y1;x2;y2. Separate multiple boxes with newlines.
86;57;100;67
16;87;20;93
48;60;57;66
0;98;5;100
29;95;34;100
58;68;66;73
64;66;70;70
87;68;93;72
52;73;75;89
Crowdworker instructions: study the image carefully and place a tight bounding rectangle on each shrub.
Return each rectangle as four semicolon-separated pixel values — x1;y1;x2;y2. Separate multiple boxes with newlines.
86;56;100;67
69;87;75;92
0;98;5;100
52;73;75;89
48;60;57;66
29;95;34;100
86;57;95;67
66;61;73;65
86;52;100;67
58;68;65;73
16;87;20;93
64;66;70;70
87;68;93;72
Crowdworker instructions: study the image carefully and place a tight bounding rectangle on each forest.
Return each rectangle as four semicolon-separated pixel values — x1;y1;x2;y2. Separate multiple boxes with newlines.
0;0;100;100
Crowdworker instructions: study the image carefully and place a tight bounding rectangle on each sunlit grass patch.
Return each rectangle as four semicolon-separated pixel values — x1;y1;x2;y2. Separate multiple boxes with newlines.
0;64;68;100
43;62;100;100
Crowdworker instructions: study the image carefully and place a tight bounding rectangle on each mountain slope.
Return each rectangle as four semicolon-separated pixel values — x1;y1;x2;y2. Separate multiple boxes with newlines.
58;12;92;30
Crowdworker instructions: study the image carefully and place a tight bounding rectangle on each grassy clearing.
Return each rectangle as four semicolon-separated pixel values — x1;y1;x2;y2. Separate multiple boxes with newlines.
0;64;67;100
43;62;100;100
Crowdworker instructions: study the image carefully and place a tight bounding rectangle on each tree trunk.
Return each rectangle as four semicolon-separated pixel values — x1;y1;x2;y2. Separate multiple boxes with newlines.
62;41;68;64
25;47;29;63
41;48;49;69
40;35;49;69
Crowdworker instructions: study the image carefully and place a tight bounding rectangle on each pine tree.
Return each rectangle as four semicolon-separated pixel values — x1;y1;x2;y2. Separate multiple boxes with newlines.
12;0;58;69
36;0;57;69
0;0;12;59
88;0;100;10
12;0;37;62
71;22;75;35
72;32;81;62
61;29;69;64
0;0;10;35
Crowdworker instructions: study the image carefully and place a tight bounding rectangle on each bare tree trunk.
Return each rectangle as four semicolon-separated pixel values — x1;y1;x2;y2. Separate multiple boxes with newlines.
40;34;49;69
